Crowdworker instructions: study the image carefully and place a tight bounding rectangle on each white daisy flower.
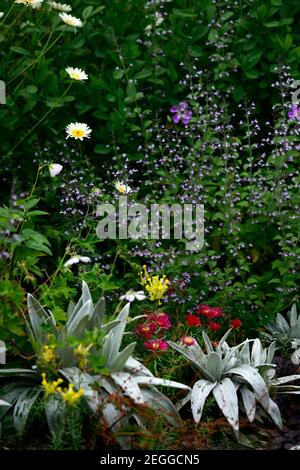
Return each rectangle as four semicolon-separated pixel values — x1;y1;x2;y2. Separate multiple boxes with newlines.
66;122;92;140
59;12;83;28
15;0;43;8
49;163;63;177
114;181;132;194
0;12;4;18
119;290;146;303
48;1;72;12
64;255;91;268
65;67;88;81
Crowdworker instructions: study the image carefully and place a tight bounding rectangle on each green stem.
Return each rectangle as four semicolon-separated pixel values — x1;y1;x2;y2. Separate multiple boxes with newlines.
7;26;66;86
0;7;23;40
0;2;16;27
8;82;73;154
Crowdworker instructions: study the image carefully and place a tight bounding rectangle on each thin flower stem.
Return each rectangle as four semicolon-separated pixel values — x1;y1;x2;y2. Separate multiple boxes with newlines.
0;7;23;40
8;82;73;154
0;2;16;28
7;26;66;85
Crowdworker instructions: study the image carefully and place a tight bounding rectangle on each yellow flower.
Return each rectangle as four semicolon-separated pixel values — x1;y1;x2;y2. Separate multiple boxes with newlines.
40;345;56;364
139;265;170;304
58;383;84;406
74;343;91;369
41;373;63;395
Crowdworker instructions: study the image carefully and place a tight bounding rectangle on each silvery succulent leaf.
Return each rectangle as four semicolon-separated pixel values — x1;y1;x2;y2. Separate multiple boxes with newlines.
212;378;239;431
266;398;282;429
168;341;213;381
134;376;190;391
13;387;42;435
291;347;300;365
109;342;137;372
191;379;216;423
202;331;214;354
228;365;269;409
124;357;154;377
206;352;223;381
45;395;66;437
110;372;145;404
240;386;256;422
26;294;57;349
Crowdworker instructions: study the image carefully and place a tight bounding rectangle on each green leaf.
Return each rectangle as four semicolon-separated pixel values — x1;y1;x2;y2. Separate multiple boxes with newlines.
126;82;137;99
21;197;40;210
134;69;152;80
113;70;124;80
95;144;111;154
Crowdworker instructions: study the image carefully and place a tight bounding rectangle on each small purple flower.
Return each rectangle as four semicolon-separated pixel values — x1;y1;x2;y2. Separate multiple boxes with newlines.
288;104;300;122
170;101;192;125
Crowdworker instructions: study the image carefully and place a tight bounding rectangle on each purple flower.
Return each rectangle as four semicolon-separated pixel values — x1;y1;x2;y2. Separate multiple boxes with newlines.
288;104;300;122
170;101;192;125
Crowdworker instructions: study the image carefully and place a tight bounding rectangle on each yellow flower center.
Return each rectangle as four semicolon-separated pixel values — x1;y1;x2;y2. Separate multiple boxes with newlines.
71;129;85;138
70;73;80;80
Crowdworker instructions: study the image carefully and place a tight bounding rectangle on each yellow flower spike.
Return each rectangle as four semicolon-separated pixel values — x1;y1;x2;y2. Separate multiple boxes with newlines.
40;344;56;364
41;373;63;395
59;383;84;406
139;266;170;305
74;343;92;369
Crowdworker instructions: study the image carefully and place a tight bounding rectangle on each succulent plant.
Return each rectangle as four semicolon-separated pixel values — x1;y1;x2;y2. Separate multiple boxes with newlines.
168;330;300;434
264;304;300;365
0;282;189;448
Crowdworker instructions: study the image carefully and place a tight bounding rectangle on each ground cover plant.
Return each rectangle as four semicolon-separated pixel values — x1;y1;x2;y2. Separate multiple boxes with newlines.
0;0;299;451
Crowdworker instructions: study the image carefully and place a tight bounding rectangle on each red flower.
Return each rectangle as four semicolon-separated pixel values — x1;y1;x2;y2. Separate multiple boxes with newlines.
136;322;157;339
209;321;221;331
180;336;196;346
144;339;169;352
208;307;224;319
231;319;242;329
196;304;212;316
186;314;202;327
196;304;224;319
150;312;172;329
